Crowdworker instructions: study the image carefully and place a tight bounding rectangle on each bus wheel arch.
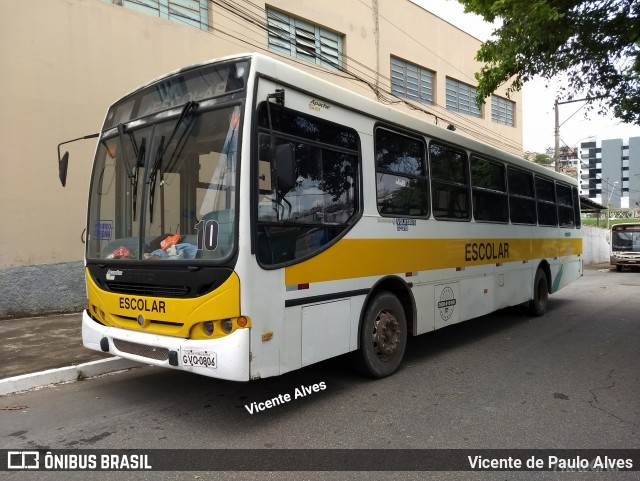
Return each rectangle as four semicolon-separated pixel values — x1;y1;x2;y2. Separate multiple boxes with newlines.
529;261;551;316
353;277;413;378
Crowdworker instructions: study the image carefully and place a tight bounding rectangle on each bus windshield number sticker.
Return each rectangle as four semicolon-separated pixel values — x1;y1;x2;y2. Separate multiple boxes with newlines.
94;220;113;240
194;220;219;251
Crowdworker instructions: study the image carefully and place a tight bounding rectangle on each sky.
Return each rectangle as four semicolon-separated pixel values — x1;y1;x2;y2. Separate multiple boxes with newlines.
411;0;640;153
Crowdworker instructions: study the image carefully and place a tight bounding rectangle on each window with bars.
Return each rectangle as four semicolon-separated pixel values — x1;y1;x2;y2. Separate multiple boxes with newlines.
107;0;209;30
445;77;481;118
390;57;434;105
266;9;343;70
491;95;515;126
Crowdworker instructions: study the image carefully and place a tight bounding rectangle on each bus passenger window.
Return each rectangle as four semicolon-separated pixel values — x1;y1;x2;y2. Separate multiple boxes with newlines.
430;142;470;220
375;128;428;217
255;104;360;267
507;167;536;225
470;155;508;223
556;183;575;227
535;176;558;227
572;186;581;228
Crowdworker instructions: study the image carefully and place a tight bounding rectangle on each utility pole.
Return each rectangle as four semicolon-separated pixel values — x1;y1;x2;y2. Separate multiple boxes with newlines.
554;98;560;172
553;96;606;172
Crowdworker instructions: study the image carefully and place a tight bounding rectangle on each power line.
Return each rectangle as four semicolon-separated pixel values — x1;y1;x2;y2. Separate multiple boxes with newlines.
110;0;526;154
207;0;525;154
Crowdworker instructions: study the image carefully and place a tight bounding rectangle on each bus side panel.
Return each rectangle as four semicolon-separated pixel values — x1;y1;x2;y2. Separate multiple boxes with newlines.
281;305;303;373
458;267;495;323
301;300;350;366
414;282;435;335
495;262;534;310
549;256;582;293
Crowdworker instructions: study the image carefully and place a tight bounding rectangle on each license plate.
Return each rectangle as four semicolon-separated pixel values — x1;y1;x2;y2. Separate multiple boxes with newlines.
181;349;217;369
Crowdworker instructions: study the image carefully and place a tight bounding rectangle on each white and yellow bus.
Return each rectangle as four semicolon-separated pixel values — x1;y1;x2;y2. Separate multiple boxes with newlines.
59;53;582;381
610;223;640;271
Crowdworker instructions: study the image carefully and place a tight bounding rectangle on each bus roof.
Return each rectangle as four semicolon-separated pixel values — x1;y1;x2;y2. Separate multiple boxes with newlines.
118;52;578;186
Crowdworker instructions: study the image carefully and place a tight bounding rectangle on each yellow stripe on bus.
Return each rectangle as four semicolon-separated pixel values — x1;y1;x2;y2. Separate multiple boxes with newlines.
284;237;582;285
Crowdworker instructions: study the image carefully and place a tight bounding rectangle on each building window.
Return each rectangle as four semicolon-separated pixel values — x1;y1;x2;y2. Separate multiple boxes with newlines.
390;57;434;105
107;1;209;30
446;78;481;118
491;95;515;126
267;9;343;70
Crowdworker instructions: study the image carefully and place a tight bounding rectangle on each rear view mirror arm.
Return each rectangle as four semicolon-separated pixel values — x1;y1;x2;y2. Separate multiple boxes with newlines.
57;133;99;187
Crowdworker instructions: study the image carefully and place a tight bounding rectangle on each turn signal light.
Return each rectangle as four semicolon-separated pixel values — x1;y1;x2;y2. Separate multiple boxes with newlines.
237;316;248;328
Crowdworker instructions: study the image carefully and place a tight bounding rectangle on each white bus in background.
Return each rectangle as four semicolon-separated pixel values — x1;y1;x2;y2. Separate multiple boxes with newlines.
610;223;640;271
58;53;582;381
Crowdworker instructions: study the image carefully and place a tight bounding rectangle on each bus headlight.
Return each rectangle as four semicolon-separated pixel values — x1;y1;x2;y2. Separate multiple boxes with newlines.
203;321;214;336
221;319;233;334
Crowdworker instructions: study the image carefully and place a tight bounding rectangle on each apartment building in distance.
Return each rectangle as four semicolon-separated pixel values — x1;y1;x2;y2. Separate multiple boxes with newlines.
0;0;523;317
579;137;640;209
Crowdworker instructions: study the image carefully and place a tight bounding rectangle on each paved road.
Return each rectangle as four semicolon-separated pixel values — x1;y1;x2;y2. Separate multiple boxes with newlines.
1;267;639;480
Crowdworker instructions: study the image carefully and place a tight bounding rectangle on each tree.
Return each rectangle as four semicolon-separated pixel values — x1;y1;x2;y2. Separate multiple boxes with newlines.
457;0;640;124
524;152;552;165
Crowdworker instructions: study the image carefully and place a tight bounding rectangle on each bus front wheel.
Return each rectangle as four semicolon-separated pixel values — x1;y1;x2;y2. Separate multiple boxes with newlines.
528;268;549;316
353;291;407;378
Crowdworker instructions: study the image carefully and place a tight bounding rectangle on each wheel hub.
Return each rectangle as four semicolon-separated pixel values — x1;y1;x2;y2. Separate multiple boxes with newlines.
372;309;401;361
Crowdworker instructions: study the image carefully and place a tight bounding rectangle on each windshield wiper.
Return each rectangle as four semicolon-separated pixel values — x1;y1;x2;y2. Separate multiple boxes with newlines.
147;101;198;188
147;101;198;224
116;123;133;176
131;137;146;221
148;136;165;225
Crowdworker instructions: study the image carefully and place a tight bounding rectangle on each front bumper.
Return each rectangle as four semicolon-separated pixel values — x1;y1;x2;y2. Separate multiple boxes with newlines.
610;255;640;267
82;310;250;381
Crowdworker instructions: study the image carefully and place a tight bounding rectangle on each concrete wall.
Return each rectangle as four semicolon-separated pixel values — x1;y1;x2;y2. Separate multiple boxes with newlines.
0;0;523;318
0;262;85;319
581;225;610;265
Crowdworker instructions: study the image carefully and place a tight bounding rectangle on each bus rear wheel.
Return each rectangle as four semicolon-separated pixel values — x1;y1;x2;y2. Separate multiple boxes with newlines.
528;268;549;316
353;291;407;378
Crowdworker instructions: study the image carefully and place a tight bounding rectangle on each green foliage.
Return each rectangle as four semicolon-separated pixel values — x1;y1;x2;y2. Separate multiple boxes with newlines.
524;152;552;165
582;217;640;227
458;0;640;123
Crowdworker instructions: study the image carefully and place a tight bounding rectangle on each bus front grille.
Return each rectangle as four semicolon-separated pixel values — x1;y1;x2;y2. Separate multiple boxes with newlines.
106;282;190;298
113;339;169;361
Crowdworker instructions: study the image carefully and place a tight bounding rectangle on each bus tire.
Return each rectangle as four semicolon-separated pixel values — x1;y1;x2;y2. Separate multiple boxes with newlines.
528;268;549;316
616;265;622;272
353;291;407;378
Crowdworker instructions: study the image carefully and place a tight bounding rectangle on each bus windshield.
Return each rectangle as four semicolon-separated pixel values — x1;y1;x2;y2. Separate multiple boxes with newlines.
612;225;640;252
86;60;248;263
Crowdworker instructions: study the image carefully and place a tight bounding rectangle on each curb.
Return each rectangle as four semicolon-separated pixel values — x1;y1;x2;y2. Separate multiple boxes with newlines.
0;357;142;396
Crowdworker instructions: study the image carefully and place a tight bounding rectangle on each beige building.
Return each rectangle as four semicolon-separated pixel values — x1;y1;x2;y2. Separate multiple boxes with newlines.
0;0;522;318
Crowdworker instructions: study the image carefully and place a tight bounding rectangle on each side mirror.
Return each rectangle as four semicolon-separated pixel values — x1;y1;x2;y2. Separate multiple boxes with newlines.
56;132;99;188
606;233;610;244
275;143;296;193
59;151;69;187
